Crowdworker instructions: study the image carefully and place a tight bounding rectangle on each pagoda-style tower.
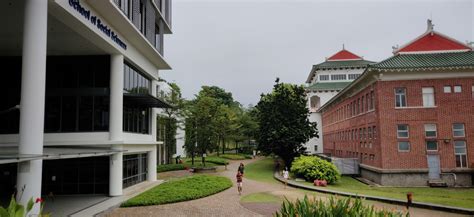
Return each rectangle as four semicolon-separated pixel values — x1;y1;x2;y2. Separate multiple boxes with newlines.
304;48;374;154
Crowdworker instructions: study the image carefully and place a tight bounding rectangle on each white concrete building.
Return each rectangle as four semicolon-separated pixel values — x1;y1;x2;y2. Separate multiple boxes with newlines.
0;0;172;214
304;48;373;154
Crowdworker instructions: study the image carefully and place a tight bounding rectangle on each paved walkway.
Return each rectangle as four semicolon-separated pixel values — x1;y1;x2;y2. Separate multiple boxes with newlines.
106;158;469;217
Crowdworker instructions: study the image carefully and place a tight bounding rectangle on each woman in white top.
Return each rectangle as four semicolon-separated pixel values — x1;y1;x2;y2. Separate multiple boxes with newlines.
283;167;289;188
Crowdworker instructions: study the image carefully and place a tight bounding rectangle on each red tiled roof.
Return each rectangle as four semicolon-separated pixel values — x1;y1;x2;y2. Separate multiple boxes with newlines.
327;50;362;61
396;32;471;54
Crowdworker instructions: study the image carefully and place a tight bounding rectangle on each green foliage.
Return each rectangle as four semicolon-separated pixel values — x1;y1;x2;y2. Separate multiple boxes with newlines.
291;156;340;184
121;175;232;207
196;157;229;165
0;196;49;217
256;79;318;166
156;164;187;173
220;154;247;160
275;196;408;217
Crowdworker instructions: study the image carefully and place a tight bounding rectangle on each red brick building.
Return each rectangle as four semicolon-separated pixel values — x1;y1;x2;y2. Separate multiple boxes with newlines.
319;20;474;186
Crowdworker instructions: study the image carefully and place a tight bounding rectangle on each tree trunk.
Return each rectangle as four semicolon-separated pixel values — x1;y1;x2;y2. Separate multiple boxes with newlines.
216;136;220;157
222;137;225;154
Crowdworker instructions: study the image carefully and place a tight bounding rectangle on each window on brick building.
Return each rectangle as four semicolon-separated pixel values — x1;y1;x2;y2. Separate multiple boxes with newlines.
370;91;375;110
373;126;376;138
454;141;467;168
368;127;372;139
398;141;410;151
395;88;407;107
397;124;409;138
357;98;360;114
426;141;438;151
472;85;474;99
452;123;465;137
454;85;462;93
366;93;370;111
361;96;365;113
424;124;437;138
422;87;435;107
444;85;452;93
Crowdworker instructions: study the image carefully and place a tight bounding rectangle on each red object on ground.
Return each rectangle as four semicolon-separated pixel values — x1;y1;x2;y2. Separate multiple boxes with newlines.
314;180;327;187
35;197;44;203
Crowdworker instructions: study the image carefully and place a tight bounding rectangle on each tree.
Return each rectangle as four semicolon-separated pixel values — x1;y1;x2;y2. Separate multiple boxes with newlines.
160;82;184;164
255;79;318;166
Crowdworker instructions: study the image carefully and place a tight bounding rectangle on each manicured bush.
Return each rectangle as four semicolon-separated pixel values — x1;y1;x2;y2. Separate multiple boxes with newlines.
220;154;246;160
201;157;229;165
184;157;229;166
275;196;408;217
121;175;232;207
156;164;186;173
290;156;340;184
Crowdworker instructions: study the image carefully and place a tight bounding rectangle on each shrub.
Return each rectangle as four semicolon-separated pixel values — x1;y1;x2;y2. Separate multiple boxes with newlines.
275;196;408;217
202;157;229;165
156;164;186;173
290;156;340;184
220;154;246;160
121;175;232;207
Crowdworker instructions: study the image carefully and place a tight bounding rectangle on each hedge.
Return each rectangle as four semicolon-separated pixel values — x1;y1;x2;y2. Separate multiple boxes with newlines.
121;175;232;207
290;156;341;184
156;164;186;173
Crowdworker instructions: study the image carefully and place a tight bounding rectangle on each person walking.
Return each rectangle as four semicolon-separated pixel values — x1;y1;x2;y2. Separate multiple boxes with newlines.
238;163;245;175
283;167;289;188
236;171;243;195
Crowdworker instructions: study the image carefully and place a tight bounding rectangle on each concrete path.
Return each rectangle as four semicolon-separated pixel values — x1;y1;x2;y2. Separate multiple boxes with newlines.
106;157;469;217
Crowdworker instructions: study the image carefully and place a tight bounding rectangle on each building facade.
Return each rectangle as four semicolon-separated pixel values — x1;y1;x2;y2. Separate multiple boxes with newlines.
0;0;172;213
319;20;474;186
304;49;373;154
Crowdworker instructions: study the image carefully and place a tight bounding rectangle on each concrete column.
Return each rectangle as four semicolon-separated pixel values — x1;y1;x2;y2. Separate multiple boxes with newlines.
157;144;162;165
109;54;124;142
16;0;48;214
151;80;158;142
109;146;123;196
147;147;157;181
109;54;124;196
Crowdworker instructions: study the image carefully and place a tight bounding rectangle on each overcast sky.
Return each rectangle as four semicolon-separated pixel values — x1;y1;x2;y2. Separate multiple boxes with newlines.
163;0;473;106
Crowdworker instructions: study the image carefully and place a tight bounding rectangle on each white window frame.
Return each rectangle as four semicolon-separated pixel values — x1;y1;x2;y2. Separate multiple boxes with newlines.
454;141;468;168
444;85;452;93
452;123;465;137
319;74;329;81
397;124;409;138
395;88;407;107
398;141;410;152
424;124;437;138
426;140;438;151
422;87;435;107
454;85;462;93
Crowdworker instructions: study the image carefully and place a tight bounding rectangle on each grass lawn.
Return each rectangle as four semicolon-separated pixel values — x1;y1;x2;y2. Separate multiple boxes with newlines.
121;175;232;207
245;157;280;185
240;192;282;203
302;176;474;209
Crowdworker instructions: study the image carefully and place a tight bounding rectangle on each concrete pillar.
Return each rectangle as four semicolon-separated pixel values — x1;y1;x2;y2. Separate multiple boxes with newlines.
151;80;158;142
157;144;162;165
147;147;157;181
109;146;123;196
16;0;48;214
109;54;124;196
109;54;124;142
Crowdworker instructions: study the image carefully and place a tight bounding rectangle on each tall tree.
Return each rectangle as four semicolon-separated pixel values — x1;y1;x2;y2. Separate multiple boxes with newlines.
256;79;318;166
160;82;184;164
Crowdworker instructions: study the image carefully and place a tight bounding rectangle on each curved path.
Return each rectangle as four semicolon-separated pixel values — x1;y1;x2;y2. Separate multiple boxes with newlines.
106;158;468;217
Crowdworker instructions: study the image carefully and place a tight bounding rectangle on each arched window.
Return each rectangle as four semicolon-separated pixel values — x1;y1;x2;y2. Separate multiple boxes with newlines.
310;95;321;110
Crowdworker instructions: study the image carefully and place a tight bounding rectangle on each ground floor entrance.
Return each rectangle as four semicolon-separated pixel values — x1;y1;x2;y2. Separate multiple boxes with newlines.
42;157;109;195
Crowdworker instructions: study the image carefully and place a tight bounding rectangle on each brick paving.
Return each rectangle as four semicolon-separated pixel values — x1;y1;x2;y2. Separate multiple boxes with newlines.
106;157;469;217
